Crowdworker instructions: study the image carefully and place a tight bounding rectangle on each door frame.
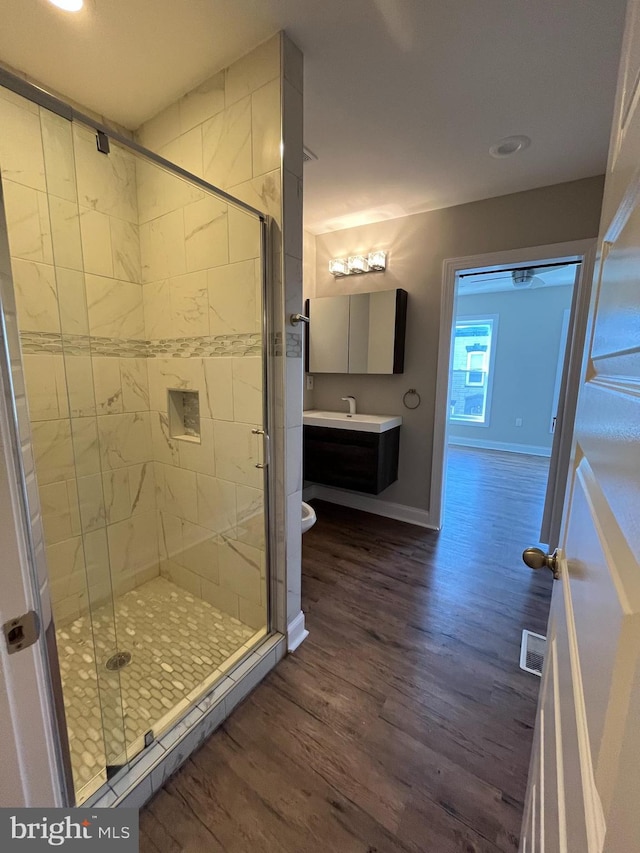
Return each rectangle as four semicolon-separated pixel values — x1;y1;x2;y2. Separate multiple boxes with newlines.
548;308;572;435
430;238;596;532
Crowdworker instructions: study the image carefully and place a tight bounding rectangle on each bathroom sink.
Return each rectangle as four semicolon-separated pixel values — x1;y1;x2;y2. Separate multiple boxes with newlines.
303;410;402;433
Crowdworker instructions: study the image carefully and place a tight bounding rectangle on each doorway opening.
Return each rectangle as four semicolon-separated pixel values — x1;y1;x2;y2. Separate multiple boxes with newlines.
431;240;596;544
443;260;580;534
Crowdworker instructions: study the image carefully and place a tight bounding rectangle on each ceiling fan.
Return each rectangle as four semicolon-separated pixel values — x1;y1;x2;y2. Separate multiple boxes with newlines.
511;268;537;288
461;263;572;290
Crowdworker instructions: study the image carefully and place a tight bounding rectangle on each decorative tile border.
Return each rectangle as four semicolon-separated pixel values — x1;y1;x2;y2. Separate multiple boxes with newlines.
286;331;302;358
20;331;263;359
146;333;262;358
19;331;66;355
271;331;284;357
271;331;302;358
89;336;148;358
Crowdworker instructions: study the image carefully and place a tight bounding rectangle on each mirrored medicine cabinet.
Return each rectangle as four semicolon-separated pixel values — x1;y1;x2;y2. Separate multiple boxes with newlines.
305;288;407;374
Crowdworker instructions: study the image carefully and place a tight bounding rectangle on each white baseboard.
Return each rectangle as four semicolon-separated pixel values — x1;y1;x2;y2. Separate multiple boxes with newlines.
448;436;552;457
287;611;309;652
302;484;318;501
304;483;437;529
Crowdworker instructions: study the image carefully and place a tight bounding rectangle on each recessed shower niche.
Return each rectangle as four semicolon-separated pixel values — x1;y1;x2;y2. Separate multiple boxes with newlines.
168;389;201;442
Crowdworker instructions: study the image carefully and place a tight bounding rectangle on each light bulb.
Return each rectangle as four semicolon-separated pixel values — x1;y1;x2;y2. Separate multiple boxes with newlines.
368;251;387;271
348;255;369;274
48;0;84;12
329;258;348;277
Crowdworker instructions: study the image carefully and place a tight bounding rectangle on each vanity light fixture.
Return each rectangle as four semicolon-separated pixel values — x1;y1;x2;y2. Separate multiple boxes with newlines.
328;257;349;276
368;250;387;271
348;255;369;274
329;250;387;277
48;0;84;10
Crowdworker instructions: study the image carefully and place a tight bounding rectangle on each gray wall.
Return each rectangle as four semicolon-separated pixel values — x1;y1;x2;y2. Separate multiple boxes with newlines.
306;175;604;514
448;284;574;452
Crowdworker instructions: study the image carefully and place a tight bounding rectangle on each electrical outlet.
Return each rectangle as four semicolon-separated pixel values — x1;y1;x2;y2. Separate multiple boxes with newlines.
515;417;523;427
306;375;314;390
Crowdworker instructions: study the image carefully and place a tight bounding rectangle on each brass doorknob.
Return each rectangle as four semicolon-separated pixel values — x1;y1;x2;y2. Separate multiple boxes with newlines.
522;547;560;579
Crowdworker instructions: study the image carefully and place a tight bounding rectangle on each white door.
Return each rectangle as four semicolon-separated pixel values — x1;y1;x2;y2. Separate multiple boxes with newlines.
521;1;640;850
539;259;595;550
0;179;64;806
0;347;64;806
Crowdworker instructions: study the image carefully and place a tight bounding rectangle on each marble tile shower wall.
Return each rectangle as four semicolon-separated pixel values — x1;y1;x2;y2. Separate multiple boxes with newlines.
0;31;304;638
130;34;295;630
139;208;267;628
0;89;158;625
1;93;268;627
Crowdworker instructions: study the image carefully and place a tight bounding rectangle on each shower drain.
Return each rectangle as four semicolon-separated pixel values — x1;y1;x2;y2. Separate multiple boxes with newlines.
105;651;132;671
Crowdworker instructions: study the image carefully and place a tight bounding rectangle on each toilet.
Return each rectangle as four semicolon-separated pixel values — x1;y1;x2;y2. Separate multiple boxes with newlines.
302;501;317;533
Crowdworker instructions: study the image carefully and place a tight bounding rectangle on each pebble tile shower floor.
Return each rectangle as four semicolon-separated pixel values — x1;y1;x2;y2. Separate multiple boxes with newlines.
55;576;257;800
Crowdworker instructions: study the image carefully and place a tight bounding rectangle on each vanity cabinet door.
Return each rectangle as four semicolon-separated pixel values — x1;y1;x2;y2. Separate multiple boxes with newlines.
304;426;400;494
307;295;349;373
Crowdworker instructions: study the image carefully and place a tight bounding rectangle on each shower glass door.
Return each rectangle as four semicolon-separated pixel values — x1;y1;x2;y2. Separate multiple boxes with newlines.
0;85;269;804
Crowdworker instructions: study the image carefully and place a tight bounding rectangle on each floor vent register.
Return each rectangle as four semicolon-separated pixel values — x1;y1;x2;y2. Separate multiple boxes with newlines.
520;630;546;677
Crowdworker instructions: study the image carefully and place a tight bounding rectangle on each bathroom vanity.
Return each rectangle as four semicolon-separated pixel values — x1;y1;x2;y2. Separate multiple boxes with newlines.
303;411;402;494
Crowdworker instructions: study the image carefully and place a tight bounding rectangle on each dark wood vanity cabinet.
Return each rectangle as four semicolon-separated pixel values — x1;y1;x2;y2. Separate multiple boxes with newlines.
304;426;400;495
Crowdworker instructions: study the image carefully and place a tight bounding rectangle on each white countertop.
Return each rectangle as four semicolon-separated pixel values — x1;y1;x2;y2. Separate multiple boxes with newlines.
303;410;402;434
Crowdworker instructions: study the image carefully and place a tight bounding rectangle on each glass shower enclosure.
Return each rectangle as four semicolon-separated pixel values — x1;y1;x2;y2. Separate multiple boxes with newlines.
0;82;270;803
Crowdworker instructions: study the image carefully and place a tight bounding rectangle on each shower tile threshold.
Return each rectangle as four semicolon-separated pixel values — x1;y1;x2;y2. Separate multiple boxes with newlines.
55;576;278;805
79;630;286;810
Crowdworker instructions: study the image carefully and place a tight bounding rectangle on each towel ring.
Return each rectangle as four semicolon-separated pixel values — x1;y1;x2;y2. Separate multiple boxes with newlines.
403;389;421;410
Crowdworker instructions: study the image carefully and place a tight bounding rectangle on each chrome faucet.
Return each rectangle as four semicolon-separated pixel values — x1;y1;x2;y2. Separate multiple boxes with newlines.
341;396;357;417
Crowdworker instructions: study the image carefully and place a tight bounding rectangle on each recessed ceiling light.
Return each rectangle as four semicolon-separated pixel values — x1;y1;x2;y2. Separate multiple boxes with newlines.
489;135;531;159
48;0;84;11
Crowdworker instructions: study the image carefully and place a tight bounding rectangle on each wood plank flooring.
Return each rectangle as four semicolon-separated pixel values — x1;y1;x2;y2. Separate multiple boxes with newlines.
140;447;553;852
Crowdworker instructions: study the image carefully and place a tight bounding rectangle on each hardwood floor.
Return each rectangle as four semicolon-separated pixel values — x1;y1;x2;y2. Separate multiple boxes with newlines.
140;447;553;852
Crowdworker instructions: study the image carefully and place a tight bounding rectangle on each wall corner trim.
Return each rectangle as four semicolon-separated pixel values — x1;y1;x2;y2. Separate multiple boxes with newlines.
304;484;437;529
287;611;309;652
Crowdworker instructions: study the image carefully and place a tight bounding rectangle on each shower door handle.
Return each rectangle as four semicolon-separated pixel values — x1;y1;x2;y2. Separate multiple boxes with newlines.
252;429;270;469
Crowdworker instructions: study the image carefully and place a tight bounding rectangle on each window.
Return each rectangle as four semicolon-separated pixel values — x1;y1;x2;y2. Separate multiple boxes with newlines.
466;350;486;386
449;317;497;425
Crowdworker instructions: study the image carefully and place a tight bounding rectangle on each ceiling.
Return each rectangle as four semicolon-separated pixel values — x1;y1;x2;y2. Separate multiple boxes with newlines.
458;262;580;295
0;0;627;234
